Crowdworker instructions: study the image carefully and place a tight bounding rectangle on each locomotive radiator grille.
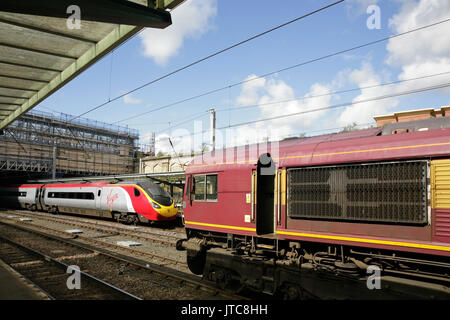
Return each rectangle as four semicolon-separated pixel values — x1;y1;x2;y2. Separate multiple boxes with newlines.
287;161;428;224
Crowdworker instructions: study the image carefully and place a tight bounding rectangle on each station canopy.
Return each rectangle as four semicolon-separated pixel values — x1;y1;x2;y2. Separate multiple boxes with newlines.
0;0;184;131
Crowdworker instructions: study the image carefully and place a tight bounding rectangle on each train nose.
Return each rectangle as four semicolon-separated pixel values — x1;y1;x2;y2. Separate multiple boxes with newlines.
156;205;178;218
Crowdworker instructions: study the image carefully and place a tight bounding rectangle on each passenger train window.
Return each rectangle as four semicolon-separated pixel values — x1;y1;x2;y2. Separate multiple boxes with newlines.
134;188;140;197
46;192;94;200
194;174;218;201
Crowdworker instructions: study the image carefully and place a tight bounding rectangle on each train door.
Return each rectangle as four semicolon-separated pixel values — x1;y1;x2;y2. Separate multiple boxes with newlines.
34;188;39;210
255;153;275;235
95;188;102;210
36;186;45;210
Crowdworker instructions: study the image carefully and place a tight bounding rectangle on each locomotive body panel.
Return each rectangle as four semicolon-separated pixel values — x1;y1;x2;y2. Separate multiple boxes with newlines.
185;168;255;236
183;127;450;257
431;159;450;243
0;185;41;209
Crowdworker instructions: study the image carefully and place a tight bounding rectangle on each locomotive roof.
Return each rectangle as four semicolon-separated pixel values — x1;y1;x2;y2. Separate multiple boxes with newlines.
186;126;450;173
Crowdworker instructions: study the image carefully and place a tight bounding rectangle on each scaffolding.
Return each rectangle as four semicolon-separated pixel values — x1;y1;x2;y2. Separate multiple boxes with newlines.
0;110;139;178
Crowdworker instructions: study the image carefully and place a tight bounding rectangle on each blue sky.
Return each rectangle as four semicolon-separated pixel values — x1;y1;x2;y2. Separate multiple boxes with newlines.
35;0;450;154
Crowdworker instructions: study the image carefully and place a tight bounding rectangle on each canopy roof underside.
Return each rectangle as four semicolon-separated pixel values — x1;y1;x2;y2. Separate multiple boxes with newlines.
0;0;182;130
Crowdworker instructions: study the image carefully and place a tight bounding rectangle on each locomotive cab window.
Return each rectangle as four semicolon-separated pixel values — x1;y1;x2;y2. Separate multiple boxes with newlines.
206;175;218;200
185;176;190;199
194;174;218;201
134;188;140;197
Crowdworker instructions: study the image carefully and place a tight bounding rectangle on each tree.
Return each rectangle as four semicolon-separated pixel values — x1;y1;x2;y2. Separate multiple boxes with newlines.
340;122;358;133
201;143;210;153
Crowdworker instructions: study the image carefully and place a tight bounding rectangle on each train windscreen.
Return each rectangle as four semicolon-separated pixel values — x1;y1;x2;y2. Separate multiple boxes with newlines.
138;181;172;206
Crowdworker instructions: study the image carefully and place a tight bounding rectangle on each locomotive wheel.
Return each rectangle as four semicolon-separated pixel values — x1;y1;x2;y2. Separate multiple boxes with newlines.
187;249;206;275
277;282;317;300
214;269;231;289
278;283;302;300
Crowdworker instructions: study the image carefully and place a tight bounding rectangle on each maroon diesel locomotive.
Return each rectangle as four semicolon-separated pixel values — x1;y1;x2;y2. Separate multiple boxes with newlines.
177;124;450;299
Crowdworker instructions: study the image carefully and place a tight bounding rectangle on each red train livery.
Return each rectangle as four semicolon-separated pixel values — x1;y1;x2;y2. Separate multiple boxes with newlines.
0;180;178;224
177;126;450;299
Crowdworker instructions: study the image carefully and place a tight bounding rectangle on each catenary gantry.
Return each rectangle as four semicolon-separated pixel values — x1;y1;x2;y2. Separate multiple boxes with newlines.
0;0;184;131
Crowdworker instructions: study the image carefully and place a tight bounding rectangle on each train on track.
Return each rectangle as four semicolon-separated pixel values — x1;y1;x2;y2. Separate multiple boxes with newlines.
177;118;450;299
0;180;178;224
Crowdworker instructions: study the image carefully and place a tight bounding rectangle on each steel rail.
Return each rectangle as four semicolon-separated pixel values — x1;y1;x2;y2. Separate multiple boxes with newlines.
0;214;183;265
0;218;247;300
6;209;182;246
0;234;142;300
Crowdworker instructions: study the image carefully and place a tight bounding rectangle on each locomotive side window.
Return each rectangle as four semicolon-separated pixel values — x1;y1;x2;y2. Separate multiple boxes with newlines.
194;175;206;200
185;177;190;200
134;188;141;197
194;174;218;201
206;175;218;200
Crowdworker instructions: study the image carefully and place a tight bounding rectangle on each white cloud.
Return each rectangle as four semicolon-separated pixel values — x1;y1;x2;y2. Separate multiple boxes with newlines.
235;74;333;141
154;127;198;155
123;93;142;104
152;0;450;154
337;61;396;126
386;0;450;88
139;0;217;66
236;75;266;106
339;0;450;125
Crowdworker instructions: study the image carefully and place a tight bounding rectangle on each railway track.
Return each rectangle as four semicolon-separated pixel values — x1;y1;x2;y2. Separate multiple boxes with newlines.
0;218;247;300
0;210;185;266
3;209;184;245
0;235;141;300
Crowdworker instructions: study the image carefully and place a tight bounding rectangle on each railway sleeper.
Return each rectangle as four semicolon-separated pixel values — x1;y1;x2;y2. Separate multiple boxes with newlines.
10;260;44;268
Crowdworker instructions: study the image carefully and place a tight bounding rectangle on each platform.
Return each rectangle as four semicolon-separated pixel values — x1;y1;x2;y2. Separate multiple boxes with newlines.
0;259;48;300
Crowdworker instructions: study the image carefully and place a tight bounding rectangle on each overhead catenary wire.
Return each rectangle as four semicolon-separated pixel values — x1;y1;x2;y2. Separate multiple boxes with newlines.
221;82;450;130
154;111;210;134
71;0;345;122
215;70;450;113
277;121;375;140
158;81;450;141
154;69;450;134
156;121;376;155
113;17;450;125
